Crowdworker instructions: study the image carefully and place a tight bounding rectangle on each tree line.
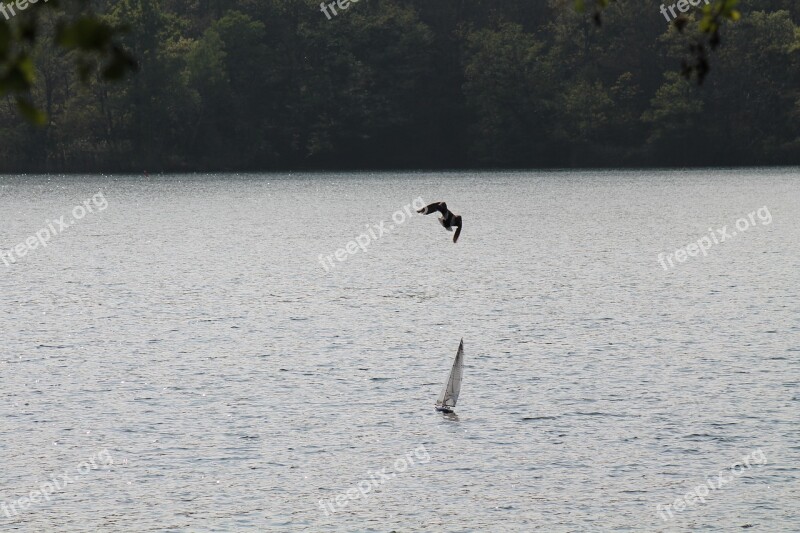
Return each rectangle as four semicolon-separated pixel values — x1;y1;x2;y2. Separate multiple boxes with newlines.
1;0;798;172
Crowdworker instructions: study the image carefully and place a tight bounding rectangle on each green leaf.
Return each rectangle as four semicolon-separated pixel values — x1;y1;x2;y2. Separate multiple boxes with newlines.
0;21;11;60
15;97;46;125
0;56;36;93
57;18;114;51
102;45;138;80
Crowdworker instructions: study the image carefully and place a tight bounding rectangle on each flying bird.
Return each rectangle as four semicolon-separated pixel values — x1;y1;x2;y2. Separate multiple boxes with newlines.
417;202;462;243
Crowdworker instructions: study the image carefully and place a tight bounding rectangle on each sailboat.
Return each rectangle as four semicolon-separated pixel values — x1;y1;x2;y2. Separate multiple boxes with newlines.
435;339;464;413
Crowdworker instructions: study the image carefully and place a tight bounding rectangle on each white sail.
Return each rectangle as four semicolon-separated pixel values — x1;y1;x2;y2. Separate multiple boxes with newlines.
436;339;464;408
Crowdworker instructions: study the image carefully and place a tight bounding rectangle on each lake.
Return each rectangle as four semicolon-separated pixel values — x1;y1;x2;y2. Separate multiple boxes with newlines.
1;169;798;531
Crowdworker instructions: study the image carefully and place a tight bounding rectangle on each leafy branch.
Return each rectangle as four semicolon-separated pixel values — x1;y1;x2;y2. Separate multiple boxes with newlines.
0;0;137;123
575;0;741;84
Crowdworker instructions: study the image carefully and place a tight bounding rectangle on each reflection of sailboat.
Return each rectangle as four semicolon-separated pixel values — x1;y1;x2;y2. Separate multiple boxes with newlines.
435;339;464;414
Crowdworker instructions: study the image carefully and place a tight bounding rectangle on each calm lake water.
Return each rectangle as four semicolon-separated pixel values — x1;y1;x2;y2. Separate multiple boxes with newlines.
1;170;798;532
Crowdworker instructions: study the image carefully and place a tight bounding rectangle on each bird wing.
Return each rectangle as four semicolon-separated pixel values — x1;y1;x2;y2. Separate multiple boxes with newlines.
419;202;448;216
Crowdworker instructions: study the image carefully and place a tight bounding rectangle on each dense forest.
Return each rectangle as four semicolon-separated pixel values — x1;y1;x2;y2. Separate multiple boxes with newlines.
1;0;799;172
